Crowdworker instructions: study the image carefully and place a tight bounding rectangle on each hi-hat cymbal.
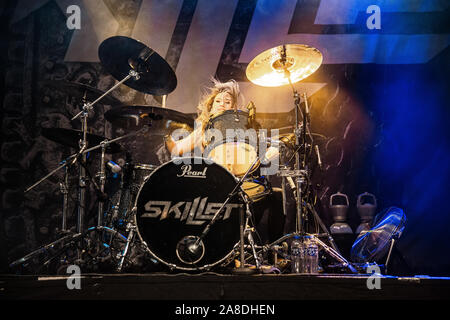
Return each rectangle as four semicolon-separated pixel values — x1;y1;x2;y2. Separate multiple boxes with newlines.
98;36;177;95
41;128;122;153
246;44;322;87
104;105;194;133
43;80;123;106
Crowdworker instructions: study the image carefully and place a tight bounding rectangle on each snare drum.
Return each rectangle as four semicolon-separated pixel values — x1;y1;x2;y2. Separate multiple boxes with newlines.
204;110;259;177
134;157;243;271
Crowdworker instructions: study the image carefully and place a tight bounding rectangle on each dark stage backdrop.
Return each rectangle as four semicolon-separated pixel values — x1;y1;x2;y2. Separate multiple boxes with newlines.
1;0;449;276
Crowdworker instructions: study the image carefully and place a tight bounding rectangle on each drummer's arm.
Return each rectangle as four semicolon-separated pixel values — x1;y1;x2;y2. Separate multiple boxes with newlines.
165;132;195;156
264;146;280;163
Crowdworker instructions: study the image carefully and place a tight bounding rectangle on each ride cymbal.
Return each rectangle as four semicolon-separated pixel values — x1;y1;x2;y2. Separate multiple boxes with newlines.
98;36;177;95
246;44;322;87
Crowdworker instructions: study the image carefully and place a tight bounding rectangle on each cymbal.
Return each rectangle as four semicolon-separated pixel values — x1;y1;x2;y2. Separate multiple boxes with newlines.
104;105;194;133
246;44;322;87
98;36;177;95
43;80;123;106
41;128;122;154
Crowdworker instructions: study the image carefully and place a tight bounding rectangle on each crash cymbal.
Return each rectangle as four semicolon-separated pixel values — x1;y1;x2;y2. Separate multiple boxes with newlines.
98;36;177;95
42;80;123;106
104;105;194;133
246;44;322;87
41;128;122;153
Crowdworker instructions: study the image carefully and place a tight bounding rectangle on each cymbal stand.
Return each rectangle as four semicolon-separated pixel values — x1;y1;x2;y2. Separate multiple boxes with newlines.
270;46;357;273
116;222;136;272
242;192;262;269
71;70;139;122
76;107;88;235
24;128;145;195
15;128;147;273
60;162;70;232
96;143;107;227
280;44;306;236
16;59;145;271
70;64;143;231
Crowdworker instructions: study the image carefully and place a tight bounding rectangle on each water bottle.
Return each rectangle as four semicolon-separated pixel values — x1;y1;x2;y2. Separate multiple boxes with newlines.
290;236;303;273
304;236;319;274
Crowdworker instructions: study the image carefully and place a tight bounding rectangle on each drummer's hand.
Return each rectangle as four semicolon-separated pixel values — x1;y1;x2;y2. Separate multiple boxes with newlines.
164;135;176;153
263;146;279;164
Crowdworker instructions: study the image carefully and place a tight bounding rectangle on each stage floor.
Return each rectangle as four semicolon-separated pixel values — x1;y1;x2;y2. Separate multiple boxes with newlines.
2;273;450;300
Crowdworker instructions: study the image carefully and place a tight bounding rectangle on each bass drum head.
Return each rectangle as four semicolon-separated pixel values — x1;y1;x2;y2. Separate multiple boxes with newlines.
134;157;242;271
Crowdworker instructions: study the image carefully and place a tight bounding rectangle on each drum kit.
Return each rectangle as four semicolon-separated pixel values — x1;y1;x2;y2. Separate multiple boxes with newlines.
11;37;358;274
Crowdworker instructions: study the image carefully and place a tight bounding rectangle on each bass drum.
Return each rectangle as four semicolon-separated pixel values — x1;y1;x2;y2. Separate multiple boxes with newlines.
134;157;242;271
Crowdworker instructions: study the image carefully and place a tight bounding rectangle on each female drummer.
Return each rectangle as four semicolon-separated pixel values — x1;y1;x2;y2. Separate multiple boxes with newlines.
164;78;278;162
165;78;242;156
164;78;284;244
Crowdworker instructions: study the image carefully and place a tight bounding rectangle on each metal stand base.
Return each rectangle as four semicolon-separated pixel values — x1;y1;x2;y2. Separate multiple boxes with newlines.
232;267;256;275
266;231;357;273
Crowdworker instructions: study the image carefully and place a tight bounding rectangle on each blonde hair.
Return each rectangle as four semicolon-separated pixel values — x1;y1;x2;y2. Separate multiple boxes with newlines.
196;78;243;129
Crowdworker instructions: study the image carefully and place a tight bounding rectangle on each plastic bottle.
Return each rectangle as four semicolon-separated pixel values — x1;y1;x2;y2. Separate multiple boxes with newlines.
304;236;319;274
290;236;303;273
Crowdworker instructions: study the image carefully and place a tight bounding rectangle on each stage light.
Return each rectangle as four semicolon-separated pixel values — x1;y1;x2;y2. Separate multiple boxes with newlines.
329;192;353;234
356;192;377;235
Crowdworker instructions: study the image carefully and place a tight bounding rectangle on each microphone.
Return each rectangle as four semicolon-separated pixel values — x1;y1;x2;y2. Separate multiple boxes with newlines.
314;145;323;170
106;160;122;173
176;236;204;264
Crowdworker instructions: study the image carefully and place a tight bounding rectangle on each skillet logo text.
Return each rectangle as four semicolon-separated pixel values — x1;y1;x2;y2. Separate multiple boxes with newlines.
142;197;241;225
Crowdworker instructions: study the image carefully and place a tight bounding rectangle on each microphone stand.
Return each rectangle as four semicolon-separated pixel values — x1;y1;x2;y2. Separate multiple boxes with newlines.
187;156;260;274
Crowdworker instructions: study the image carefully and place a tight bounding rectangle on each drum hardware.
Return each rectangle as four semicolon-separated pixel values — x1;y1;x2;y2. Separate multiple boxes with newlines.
60;164;70;232
231;192;257;275
98;36;177;96
278;167;306;215
104;105;195;133
12;36;183;274
246;44;358;273
41;128;123;154
14;127;148;273
9;231;80;272
69;35;175;233
116;222;137;272
243;205;263;270
42;80;123;107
